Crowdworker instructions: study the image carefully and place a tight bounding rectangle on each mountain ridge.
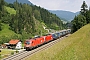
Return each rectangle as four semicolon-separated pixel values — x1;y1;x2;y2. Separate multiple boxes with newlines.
49;10;79;21
5;0;33;5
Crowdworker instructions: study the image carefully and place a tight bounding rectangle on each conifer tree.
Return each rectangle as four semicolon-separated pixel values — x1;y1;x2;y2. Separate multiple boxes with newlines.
80;1;88;16
0;0;4;11
0;0;5;30
85;7;90;23
71;15;87;32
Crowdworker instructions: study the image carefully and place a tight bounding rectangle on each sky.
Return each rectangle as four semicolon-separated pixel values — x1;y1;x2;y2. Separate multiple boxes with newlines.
29;0;90;13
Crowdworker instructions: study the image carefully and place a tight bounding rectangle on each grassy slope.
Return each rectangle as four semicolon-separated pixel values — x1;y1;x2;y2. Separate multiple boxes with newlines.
26;24;90;60
0;23;17;37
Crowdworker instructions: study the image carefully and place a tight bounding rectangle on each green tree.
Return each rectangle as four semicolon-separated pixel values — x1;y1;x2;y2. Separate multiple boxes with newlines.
0;20;1;30
80;1;88;16
85;7;90;23
34;10;41;20
0;0;5;30
72;15;87;32
0;0;5;11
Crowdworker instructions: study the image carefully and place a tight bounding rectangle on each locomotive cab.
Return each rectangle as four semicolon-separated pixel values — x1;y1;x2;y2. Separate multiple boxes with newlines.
24;40;32;50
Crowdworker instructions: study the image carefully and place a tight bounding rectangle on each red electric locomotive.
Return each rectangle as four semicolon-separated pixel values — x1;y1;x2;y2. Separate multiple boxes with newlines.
24;36;45;51
45;34;53;42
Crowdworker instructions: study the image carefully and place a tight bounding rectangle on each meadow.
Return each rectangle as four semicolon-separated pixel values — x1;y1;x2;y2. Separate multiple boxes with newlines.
26;24;90;60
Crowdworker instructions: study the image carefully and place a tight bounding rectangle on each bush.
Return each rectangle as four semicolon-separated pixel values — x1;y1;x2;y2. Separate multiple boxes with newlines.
0;54;2;58
11;52;14;55
16;50;19;53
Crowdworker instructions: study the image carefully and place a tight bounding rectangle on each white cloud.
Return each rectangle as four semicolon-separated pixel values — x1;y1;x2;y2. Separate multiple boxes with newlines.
29;0;90;12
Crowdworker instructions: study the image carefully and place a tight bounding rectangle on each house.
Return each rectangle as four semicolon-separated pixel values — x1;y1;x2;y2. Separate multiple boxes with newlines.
9;39;22;49
1;44;7;49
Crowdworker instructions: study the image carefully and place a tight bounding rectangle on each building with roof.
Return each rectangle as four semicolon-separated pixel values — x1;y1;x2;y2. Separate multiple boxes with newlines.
8;40;22;49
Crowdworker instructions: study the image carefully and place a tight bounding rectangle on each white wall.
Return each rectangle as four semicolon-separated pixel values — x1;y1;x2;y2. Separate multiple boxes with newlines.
16;42;22;49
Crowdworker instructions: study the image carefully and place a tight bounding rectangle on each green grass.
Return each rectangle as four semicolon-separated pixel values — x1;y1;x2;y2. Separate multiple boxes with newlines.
4;6;16;14
26;24;90;60
0;49;15;59
0;23;17;37
0;49;15;55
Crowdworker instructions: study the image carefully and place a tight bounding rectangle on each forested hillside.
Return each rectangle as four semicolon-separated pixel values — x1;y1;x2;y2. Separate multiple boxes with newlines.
0;0;64;44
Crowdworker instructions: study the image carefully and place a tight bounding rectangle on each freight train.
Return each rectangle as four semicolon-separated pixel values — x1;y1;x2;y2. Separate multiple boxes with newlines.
24;29;71;51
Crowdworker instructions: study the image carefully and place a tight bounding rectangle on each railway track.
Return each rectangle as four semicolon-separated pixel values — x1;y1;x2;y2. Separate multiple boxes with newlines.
2;35;69;60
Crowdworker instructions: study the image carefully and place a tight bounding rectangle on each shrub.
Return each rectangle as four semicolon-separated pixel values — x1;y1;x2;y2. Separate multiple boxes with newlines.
11;52;14;55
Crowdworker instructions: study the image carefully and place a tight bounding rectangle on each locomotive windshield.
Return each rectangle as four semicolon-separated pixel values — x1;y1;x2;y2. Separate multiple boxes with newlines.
25;41;30;45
